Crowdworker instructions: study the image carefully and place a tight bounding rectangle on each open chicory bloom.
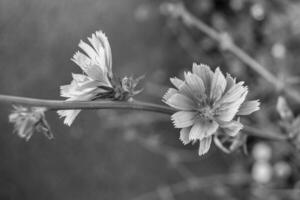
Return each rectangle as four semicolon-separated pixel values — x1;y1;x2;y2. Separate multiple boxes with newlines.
9;105;52;141
58;31;142;126
163;63;260;156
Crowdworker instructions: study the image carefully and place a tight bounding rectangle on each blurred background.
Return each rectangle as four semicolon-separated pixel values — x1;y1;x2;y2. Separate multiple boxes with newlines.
0;0;300;199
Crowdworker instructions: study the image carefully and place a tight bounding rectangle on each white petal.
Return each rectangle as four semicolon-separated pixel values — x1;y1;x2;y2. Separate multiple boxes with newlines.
72;31;113;84
198;136;212;156
170;77;184;89
71;73;87;81
220;120;243;136
185;72;206;99
180;127;191;145
78;40;98;60
165;94;195;110
86;33;109;77
189;123;206;141
171;111;197;128
162;88;177;102
189;120;219;140
218;82;247;104
215;90;248;121
72;52;111;85
57;110;81;126
60;76;99;98
237;100;260;115
177;82;194;99
95;31;112;77
192;63;213;93
210;67;227;101
224;73;236;92
57;93;95;126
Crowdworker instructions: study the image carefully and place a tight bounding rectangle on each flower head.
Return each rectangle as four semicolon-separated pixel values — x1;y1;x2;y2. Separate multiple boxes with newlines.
163;63;260;155
9;105;52;141
58;30;143;126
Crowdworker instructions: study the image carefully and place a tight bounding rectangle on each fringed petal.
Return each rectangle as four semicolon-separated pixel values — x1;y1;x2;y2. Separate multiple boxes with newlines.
192;63;213;94
162;88;177;102
57;110;81;126
180;127;191;145
165;93;195;110
198;136;212;156
170;77;184;89
171;111;197;128
185;72;206;100
189;120;218;140
237;100;260;115
210;67;227;101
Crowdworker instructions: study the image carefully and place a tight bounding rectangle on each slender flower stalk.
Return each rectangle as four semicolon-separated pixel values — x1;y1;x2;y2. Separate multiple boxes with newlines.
163;63;260;155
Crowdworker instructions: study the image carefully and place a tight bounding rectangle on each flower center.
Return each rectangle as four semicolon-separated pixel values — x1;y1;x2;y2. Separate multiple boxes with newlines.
198;106;214;119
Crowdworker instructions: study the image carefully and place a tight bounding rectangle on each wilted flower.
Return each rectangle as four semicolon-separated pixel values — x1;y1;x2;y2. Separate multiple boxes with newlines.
163;63;260;155
9;105;52;141
58;30;142;126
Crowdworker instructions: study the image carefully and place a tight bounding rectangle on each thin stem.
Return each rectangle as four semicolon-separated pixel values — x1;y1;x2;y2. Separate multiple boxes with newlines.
0;94;174;114
0;94;288;141
163;3;300;103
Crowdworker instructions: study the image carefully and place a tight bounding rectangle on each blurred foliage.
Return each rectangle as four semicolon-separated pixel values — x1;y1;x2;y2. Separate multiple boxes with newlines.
0;0;300;199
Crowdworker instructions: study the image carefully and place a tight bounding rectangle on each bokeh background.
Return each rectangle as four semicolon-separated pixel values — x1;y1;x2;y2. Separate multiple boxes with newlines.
0;0;300;199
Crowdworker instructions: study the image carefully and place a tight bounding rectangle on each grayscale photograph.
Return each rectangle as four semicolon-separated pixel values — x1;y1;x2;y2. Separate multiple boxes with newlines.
0;0;299;199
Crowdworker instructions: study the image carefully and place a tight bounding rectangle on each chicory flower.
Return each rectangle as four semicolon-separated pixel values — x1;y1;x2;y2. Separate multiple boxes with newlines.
163;63;260;155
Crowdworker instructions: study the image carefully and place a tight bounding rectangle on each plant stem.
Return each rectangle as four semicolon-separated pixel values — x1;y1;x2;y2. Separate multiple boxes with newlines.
0;94;174;114
163;3;300;103
0;94;287;141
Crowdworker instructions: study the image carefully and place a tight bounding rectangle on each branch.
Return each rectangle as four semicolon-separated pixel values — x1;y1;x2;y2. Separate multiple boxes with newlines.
0;94;288;141
0;94;174;115
162;3;300;104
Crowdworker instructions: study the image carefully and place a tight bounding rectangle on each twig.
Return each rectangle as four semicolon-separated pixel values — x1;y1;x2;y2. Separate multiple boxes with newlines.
161;3;300;103
0;94;288;141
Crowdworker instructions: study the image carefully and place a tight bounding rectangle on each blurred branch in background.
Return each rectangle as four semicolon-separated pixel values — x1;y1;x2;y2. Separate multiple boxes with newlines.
160;2;300;104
